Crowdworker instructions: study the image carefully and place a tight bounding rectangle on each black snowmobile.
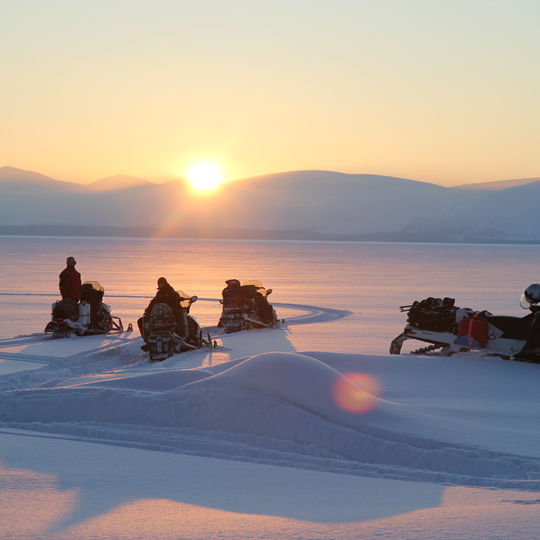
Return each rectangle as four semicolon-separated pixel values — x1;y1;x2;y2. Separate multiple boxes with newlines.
138;290;208;362
390;284;540;362
218;280;279;333
45;281;125;337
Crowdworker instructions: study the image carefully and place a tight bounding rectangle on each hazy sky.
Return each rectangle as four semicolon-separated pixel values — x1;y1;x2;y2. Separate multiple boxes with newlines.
2;0;539;185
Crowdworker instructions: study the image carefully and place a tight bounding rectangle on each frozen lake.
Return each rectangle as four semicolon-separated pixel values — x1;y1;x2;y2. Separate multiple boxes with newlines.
1;236;540;353
3;236;540;539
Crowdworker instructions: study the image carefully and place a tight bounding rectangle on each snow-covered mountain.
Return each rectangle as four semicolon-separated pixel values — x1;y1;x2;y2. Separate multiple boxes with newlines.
0;166;78;188
403;180;540;242
0;167;187;228
453;177;540;191
87;174;154;191
0;166;539;242
210;171;461;236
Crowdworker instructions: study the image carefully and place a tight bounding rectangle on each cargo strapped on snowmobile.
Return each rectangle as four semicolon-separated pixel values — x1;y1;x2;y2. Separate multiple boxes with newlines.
456;312;489;348
402;297;457;332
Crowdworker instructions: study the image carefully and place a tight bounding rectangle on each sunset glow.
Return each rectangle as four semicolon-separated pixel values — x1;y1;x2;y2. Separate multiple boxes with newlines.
2;3;539;185
186;162;225;192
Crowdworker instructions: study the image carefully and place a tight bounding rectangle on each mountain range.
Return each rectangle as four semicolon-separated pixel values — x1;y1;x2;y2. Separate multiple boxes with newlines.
1;166;539;243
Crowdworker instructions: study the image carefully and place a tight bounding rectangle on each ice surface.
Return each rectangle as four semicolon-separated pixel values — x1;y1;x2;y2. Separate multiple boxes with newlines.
2;238;540;538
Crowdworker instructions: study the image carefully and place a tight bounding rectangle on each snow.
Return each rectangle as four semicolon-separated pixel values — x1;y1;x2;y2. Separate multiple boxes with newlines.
2;298;540;539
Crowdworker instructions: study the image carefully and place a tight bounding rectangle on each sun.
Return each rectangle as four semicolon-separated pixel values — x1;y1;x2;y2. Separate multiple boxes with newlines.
186;161;225;192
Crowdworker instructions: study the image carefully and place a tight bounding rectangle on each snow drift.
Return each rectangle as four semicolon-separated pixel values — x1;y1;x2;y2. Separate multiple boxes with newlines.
2;340;540;492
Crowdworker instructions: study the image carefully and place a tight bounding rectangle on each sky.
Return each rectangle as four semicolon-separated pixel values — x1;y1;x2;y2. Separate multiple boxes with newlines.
2;0;540;186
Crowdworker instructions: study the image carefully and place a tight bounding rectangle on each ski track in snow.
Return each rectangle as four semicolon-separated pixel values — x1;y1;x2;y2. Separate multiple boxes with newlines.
0;294;352;324
0;298;350;355
2;300;540;493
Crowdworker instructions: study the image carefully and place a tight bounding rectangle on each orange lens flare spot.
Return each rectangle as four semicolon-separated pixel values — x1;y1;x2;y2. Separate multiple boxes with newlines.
333;372;381;414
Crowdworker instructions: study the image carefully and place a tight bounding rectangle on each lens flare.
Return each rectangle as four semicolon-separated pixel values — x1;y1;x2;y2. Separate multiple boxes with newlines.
333;372;381;414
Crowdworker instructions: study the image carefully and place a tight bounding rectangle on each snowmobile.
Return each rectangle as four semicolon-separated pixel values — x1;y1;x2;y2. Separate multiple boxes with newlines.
390;284;540;362
218;280;279;333
139;290;208;362
45;281;124;337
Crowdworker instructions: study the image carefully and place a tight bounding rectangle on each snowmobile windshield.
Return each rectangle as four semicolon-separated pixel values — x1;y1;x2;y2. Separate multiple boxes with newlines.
82;281;104;293
242;280;267;296
520;293;539;310
177;290;193;309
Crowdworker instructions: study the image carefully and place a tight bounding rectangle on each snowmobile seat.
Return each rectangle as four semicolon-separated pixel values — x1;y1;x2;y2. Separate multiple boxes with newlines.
255;294;274;324
240;284;259;300
485;314;532;340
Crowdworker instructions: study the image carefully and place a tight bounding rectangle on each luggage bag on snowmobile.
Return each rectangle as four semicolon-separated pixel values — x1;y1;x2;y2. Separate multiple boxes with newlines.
406;297;457;332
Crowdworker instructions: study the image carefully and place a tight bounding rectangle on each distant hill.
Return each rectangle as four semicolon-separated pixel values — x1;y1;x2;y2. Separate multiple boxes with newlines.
0;166;81;189
1;166;539;243
453;178;540;191
88;175;155;191
0;166;61;184
403;180;540;242
0;167;186;227
208;171;461;235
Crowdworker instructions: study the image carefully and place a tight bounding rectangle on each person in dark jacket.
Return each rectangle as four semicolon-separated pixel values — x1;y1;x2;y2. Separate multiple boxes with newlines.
59;256;82;302
144;277;187;338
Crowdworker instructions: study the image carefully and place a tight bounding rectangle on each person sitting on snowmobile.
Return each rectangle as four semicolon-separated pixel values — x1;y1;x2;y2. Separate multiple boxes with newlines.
59;256;82;303
142;277;188;339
